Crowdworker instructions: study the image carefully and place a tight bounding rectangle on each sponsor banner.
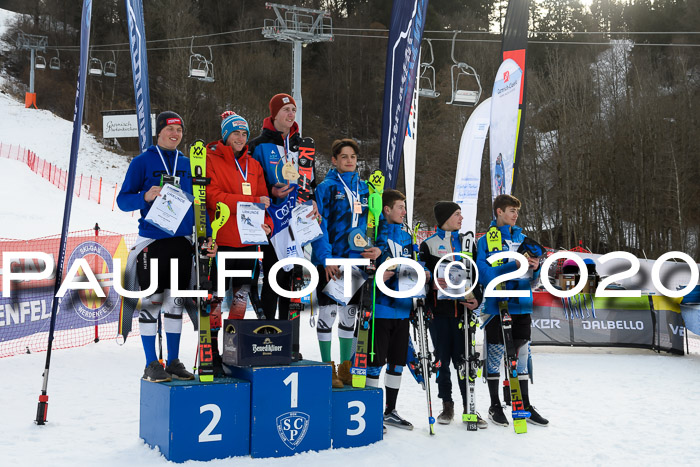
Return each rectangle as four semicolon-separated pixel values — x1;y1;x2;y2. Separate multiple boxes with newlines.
531;291;683;353
125;0;153;151
0;234;128;342
379;0;429;189
489;59;521;205
453;97;491;236
404;61;419;228
102;112;157;138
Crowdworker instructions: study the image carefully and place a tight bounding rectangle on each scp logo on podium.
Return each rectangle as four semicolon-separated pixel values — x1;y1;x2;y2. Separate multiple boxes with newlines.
276;411;310;450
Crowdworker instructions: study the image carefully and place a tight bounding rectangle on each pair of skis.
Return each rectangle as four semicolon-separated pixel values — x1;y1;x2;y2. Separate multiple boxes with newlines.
485;225;530;434
190;140;229;382
458;231;481;431
350;170;385;388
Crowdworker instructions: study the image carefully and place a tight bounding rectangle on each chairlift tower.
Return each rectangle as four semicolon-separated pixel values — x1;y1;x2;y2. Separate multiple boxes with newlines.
262;2;333;132
16;31;48;101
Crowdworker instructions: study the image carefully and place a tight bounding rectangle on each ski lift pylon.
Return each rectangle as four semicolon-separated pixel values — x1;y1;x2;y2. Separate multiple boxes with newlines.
35;54;46;69
103;51;117;77
188;38;215;83
446;31;482;107
418;39;439;98
49;50;60;70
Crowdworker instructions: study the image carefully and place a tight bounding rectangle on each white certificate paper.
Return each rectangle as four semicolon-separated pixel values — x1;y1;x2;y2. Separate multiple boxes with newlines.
396;264;426;298
144;184;193;236
437;262;468;300
322;265;367;306
289;201;323;246
237;202;268;245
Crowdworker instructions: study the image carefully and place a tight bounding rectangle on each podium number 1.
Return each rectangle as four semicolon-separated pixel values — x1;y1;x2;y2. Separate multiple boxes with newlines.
283;372;299;408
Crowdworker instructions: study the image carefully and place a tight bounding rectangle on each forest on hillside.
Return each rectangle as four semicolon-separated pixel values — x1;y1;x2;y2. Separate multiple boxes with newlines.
1;0;698;258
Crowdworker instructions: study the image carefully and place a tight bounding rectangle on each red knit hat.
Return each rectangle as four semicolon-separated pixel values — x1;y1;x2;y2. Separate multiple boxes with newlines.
269;93;296;120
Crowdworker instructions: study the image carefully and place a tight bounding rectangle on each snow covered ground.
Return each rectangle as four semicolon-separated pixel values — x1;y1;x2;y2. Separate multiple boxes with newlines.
2;323;700;466
3;7;700;467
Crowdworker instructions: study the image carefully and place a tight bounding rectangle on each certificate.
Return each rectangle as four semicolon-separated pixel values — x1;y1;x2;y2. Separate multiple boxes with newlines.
396;264;426;298
322;265;367;306
289;201;323;246
237;202;268;245
436;262;469;300
144;183;193;236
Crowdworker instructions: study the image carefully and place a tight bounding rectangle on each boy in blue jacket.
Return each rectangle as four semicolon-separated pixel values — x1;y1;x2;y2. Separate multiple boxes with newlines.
476;194;548;427
311;138;380;386
367;189;429;430
117;111;213;382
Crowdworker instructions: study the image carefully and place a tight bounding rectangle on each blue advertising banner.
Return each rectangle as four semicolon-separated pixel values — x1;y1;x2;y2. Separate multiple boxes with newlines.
379;0;429;190
125;0;153;152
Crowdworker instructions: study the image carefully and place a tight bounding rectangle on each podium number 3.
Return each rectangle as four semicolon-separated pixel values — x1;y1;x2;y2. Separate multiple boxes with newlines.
347;401;366;436
199;404;222;443
284;372;299;408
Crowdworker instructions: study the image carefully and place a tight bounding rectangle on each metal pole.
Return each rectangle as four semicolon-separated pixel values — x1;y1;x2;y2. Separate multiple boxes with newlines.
292;40;302;133
30;48;35;93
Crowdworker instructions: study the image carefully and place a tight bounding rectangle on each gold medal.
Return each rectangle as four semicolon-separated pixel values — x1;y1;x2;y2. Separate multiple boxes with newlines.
242;182;252;196
281;161;300;183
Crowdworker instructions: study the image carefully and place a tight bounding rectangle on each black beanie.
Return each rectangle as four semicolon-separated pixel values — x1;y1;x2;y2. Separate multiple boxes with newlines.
155;111;184;137
433;201;460;228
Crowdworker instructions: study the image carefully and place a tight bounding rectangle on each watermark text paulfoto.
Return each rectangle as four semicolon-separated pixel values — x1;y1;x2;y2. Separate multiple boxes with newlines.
2;250;698;300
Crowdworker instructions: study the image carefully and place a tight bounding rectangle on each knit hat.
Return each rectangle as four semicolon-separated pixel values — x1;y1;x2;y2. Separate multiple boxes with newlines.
433;201;460;229
269;93;296;120
155;111;184;136
220;111;249;143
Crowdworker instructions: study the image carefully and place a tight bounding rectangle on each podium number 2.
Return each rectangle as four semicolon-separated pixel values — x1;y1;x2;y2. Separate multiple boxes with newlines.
347;401;366;436
284;372;299;408
199;404;222;443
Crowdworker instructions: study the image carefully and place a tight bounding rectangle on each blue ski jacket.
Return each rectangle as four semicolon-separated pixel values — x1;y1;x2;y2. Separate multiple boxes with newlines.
373;220;426;320
476;221;539;316
117;145;209;240
310;169;369;266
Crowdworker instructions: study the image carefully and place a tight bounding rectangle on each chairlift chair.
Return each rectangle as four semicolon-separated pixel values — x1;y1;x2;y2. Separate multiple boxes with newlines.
35;54;46;69
446;31;482;107
49;50;60;70
103;51;117;77
89;51;103;76
418;39;439;98
188;38;215;83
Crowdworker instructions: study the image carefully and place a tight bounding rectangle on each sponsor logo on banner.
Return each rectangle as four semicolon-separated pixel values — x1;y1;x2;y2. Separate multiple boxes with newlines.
276;411;310;450
532;319;562;329
669;324;685;336
504;70;510;82
581;320;645;331
64;241;120;322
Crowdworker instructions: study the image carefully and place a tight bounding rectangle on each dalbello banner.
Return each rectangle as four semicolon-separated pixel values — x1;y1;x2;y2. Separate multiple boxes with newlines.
379;0;429;190
489;59;522;206
453;97;491;237
125;0;153;152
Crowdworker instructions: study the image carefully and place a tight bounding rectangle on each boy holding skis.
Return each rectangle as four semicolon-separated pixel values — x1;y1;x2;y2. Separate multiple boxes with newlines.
117;111;214;382
205;111;273;374
310;138;380;387
475;194;549;427
367;189;430;430
420;202;487;428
